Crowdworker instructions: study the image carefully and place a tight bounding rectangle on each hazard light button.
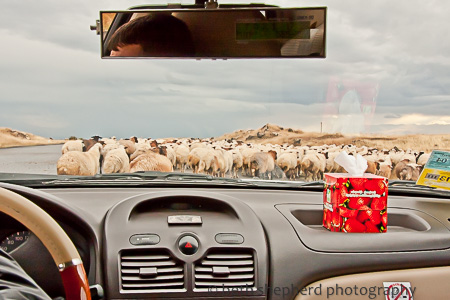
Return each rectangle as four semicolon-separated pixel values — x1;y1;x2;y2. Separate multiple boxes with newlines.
178;235;199;255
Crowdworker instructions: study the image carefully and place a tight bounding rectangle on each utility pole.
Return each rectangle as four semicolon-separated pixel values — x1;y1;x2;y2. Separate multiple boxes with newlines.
320;122;323;133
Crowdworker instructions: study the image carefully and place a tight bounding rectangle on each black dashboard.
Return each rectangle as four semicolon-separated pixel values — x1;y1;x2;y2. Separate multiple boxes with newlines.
1;182;449;299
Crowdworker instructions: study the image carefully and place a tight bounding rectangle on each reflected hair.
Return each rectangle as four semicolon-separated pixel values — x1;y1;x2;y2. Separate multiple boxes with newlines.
107;14;195;57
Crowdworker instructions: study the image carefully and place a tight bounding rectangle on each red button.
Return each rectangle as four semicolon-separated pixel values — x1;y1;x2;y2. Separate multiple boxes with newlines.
178;235;198;255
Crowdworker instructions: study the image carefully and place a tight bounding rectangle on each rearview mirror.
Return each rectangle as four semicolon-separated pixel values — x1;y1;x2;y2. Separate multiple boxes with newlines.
100;7;326;59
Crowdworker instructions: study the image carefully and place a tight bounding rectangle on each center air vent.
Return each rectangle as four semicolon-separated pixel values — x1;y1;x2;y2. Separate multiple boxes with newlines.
120;249;185;292
194;249;255;292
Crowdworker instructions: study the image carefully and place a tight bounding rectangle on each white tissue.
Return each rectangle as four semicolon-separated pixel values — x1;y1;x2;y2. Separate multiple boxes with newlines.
334;151;368;177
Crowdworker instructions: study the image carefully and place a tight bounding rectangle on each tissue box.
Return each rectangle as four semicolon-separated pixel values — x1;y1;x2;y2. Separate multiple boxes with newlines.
323;173;388;233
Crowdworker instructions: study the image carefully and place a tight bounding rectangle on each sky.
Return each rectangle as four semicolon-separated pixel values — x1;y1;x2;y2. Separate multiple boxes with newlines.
1;0;450;139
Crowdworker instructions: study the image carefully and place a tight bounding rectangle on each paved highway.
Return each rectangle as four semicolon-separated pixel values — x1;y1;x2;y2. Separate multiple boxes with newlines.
0;145;62;175
0;144;290;181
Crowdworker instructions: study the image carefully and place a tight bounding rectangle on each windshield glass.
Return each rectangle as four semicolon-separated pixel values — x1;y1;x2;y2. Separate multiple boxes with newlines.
1;0;449;185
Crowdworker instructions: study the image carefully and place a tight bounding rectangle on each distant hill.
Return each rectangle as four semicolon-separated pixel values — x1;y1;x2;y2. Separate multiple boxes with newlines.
214;123;450;152
0;127;65;149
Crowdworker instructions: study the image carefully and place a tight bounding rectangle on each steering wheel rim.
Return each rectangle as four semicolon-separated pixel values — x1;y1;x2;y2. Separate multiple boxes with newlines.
0;187;91;300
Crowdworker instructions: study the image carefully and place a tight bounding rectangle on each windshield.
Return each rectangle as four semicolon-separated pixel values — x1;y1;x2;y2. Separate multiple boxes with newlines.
1;0;449;186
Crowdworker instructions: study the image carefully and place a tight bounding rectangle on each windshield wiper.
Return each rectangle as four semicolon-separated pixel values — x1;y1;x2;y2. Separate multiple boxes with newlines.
388;180;450;197
388;180;435;189
6;173;445;196
0;172;325;189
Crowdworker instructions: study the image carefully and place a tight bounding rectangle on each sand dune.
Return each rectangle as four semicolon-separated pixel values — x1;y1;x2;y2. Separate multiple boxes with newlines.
0;127;65;149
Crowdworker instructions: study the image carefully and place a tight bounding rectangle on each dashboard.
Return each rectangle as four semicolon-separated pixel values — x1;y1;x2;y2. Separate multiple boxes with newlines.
0;182;449;299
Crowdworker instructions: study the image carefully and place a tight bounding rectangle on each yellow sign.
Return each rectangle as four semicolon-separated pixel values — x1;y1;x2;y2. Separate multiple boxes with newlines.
416;150;450;191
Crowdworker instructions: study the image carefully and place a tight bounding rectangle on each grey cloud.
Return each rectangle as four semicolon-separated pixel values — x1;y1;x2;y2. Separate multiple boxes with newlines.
1;0;450;139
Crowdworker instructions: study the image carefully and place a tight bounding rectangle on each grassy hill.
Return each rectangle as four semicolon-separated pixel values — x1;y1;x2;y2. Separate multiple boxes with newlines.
215;123;450;152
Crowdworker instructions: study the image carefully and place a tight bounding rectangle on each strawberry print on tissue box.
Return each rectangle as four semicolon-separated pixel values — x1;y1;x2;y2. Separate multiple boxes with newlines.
323;173;388;233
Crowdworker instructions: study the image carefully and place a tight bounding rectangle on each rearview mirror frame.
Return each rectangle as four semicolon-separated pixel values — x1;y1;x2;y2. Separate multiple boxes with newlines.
100;6;327;59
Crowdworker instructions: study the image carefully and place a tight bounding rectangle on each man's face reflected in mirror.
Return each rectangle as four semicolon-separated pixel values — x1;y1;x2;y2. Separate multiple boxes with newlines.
110;44;144;57
106;14;195;57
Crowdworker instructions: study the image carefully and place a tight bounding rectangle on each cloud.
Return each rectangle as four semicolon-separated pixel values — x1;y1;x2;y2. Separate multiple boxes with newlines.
386;114;450;126
384;114;402;119
1;0;450;139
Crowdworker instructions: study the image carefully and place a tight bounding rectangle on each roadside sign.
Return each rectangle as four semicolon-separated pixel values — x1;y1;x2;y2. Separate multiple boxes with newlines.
416;150;450;191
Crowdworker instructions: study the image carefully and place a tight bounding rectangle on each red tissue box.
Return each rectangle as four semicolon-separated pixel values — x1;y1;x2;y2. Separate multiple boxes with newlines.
323;173;388;233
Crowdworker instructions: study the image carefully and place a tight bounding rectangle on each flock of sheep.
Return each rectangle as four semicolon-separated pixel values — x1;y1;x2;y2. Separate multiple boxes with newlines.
56;136;430;182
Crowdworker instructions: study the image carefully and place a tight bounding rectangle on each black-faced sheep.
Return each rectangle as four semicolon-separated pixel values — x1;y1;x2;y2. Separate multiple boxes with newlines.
82;136;103;152
417;152;431;166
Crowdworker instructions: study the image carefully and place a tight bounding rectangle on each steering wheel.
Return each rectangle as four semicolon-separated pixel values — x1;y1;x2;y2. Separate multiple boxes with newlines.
0;187;91;300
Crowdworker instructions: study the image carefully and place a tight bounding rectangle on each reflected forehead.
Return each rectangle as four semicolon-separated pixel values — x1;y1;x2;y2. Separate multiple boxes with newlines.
111;44;143;57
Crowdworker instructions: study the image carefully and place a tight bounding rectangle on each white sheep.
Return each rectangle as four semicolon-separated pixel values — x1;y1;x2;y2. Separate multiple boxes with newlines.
241;148;258;176
400;153;416;164
118;139;137;157
190;142;207;150
277;152;297;179
175;144;190;172
212;149;226;177
417;152;431;166
129;150;173;173
230;149;243;178
188;148;216;174
165;146;177;168
100;137;117;145
102;145;130;174
249;151;277;180
300;152;326;181
57;143;102;176
377;163;392;179
324;151;344;173
398;163;422;181
222;150;233;177
61;140;84;155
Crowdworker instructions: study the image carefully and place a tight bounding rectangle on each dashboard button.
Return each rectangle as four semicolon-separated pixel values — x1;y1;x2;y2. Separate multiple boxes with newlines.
215;233;244;244
178;235;199;255
129;234;160;245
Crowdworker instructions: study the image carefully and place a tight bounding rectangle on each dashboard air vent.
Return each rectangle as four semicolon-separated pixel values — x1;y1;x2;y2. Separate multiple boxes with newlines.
194;249;255;292
120;249;185;292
